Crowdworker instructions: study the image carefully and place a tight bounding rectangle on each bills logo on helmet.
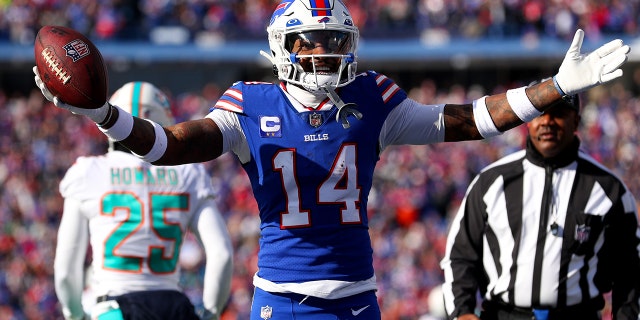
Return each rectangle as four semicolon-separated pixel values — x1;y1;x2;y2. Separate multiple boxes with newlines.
270;0;294;25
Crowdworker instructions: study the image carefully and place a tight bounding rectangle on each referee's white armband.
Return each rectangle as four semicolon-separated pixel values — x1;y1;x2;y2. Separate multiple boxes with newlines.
98;104;134;141
473;96;502;138
133;120;168;163
506;86;542;122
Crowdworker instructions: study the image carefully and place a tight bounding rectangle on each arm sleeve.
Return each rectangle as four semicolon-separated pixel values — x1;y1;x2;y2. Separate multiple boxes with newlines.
206;109;251;164
378;98;446;151
441;176;486;319
191;200;233;320
54;198;89;320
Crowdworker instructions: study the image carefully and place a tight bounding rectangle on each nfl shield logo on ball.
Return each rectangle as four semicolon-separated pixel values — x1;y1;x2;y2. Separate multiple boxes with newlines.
260;305;273;319
63;39;90;62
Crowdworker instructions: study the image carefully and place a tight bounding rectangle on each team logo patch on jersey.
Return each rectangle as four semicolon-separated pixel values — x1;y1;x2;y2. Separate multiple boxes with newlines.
63;39;90;62
575;224;590;243
260;115;282;138
260;305;273;319
309;112;323;127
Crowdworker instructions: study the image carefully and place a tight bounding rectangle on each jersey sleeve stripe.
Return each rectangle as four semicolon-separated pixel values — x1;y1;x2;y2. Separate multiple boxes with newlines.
214;100;243;113
375;74;401;103
375;74;388;85
214;88;244;112
222;88;243;101
381;83;400;103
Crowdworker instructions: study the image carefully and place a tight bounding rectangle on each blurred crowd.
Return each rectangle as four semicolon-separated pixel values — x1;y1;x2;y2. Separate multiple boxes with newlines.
1;64;640;319
1;0;640;45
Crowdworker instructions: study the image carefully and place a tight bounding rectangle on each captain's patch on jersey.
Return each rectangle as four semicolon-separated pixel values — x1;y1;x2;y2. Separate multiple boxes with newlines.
260;115;282;137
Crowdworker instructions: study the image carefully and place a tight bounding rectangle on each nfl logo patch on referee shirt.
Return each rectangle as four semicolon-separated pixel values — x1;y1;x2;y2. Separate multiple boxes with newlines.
575;224;590;243
260;305;273;319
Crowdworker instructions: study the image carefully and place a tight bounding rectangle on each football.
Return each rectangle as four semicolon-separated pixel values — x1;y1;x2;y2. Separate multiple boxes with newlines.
34;25;108;109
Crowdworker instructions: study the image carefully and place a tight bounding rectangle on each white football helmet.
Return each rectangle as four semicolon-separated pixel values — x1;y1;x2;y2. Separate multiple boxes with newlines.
109;81;174;126
264;0;359;93
108;81;174;150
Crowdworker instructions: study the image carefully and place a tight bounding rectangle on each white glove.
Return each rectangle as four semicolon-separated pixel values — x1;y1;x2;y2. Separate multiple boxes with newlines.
33;66;110;124
554;29;630;96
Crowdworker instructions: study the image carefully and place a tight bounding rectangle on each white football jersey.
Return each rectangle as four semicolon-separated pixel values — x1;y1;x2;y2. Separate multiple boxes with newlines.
59;151;216;296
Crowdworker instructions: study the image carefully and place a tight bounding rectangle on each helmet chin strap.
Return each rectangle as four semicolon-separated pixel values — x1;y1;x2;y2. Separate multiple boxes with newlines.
323;85;362;129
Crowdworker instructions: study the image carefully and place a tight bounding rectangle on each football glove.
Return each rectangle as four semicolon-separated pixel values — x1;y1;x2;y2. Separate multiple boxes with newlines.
554;29;630;96
33;66;110;124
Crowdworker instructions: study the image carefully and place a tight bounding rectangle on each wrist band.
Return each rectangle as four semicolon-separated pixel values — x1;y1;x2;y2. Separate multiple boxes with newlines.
96;103;114;126
552;75;567;97
506;86;542;122
98;105;133;141
473;96;501;138
133;119;167;163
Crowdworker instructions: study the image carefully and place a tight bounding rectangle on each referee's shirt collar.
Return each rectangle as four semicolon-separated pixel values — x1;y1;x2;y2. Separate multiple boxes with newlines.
525;136;580;169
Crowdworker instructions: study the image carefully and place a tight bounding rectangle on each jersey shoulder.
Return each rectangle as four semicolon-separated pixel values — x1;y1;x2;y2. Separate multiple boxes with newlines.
213;81;279;114
348;70;407;105
59;154;108;198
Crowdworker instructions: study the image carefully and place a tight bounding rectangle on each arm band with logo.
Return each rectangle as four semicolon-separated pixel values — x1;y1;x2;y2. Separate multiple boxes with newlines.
506;86;542;122
98;105;134;141
473;96;501;138
133;119;167;163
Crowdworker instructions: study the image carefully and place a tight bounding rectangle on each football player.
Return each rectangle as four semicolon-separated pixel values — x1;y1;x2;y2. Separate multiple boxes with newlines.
37;0;630;318
53;82;233;320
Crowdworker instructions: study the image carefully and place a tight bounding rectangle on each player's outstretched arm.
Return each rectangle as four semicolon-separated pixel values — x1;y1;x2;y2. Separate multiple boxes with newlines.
442;29;630;142
34;66;223;165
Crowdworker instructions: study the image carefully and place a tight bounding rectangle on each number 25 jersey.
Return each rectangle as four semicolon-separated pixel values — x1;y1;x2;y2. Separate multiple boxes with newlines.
59;151;215;294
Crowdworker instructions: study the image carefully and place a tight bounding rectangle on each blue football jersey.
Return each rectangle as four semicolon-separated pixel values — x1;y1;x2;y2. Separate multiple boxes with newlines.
215;71;407;283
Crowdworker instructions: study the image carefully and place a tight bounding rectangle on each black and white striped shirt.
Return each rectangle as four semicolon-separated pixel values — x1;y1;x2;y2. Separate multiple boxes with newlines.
441;138;640;319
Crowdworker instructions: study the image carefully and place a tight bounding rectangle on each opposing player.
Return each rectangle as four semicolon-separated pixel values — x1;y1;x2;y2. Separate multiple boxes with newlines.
53;82;233;320
38;0;630;318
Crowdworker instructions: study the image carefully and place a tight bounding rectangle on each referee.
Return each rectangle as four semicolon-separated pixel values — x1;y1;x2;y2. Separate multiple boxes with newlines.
441;84;640;320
